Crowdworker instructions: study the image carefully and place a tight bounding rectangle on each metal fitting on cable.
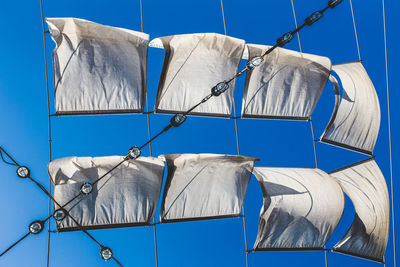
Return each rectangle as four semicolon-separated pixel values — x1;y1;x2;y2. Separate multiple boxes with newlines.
29;220;44;234
80;182;93;195
100;247;113;261
16;166;30;178
246;56;264;70
328;0;344;8
211;81;229;96
305;11;323;25
170;114;186;127
276;32;294;47
53;208;67;221
127;146;141;159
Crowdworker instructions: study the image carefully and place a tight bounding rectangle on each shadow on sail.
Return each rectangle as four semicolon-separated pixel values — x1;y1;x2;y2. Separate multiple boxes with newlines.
330;158;390;262
320;62;381;155
252;167;344;250
46;18;149;115
48;156;164;231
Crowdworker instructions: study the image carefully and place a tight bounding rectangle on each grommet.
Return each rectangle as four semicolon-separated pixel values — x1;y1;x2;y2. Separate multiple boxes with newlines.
53;208;67;221
16;166;30;178
211;81;229;96
29;220;44;234
127;146;141;159
246;56;264;70
100;247;113;261
80;182;93;195
170;114;186;127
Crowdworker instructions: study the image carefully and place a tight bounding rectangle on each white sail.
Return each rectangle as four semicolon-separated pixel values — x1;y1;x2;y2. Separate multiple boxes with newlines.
241;44;331;120
159;154;258;222
253;167;344;250
151;33;245;117
330;159;389;262
320;62;380;155
48;156;164;231
46;18;149;115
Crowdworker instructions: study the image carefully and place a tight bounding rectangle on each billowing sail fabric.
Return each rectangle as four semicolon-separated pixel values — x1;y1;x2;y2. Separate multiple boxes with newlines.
252;167;344;250
241;44;331;120
320;62;380;155
330;159;389;262
159;154;258;222
46;18;149;115
48;156;164;231
151;33;245;117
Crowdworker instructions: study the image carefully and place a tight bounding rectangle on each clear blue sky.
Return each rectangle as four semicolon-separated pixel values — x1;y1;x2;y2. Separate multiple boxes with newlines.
0;0;399;266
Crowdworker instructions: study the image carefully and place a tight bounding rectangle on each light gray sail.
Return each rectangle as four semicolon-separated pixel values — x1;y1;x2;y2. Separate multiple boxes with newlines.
320;62;380;155
150;33;245;117
330;159;389;262
48;156;164;231
46;18;149;115
253;167;344;250
241;44;331;120
159;154;258;222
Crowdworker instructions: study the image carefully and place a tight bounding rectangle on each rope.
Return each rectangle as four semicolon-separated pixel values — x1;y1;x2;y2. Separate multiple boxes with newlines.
219;2;247;267
349;0;361;61
309;119;319;168
139;1;159;265
382;1;397;266
220;0;227;36
0;232;31;257
0;147;19;166
290;2;326;267
290;0;302;51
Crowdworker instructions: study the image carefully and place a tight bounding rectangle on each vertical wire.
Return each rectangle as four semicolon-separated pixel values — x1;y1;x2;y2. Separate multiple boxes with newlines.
219;2;248;267
382;1;397;266
290;1;326;266
309;119;319;168
349;0;361;61
139;1;159;266
290;0;302;52
39;0;53;266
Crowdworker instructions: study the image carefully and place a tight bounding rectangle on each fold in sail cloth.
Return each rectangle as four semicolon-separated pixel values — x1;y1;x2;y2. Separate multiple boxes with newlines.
150;33;245;117
48;156;164;231
159;154;258;222
241;44;331;120
320;62;380;155
252;167;344;250
46;18;149;115
330;159;389;262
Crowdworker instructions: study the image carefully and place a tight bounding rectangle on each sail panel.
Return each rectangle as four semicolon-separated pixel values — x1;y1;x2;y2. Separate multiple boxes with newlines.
320;62;380;154
242;44;331;119
330;159;389;262
48;156;164;231
46;18;149;115
152;33;245;117
159;154;258;222
253;167;344;250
